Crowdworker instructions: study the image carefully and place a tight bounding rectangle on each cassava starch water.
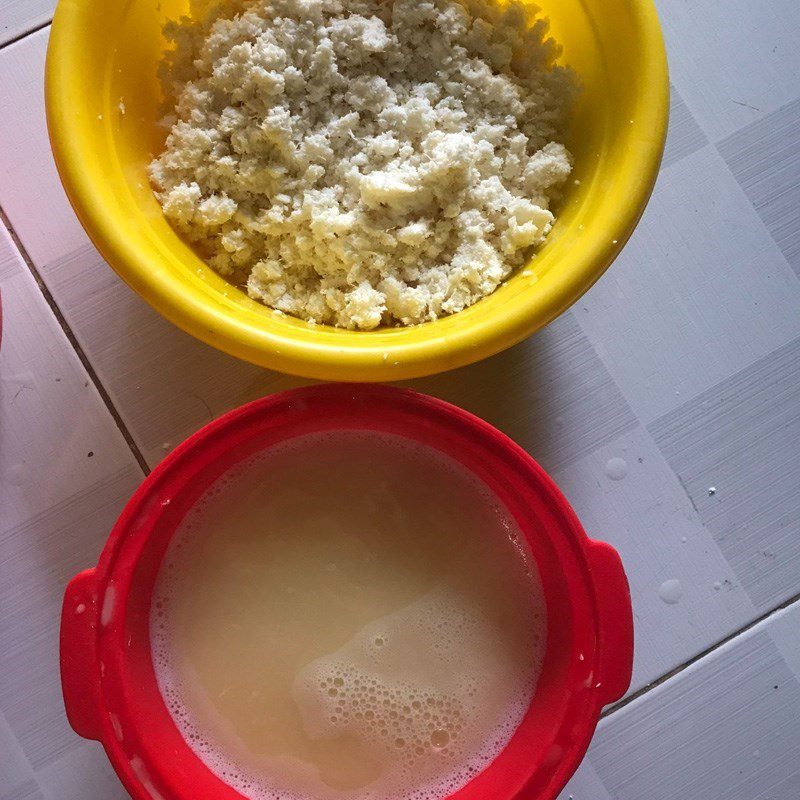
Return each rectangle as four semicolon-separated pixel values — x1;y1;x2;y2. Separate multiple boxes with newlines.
151;431;545;800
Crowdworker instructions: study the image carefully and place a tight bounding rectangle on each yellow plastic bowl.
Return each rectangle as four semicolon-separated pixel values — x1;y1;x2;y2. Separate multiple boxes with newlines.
46;0;668;382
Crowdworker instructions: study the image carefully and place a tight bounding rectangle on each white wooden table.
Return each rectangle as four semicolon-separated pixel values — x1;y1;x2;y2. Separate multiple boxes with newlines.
1;2;799;798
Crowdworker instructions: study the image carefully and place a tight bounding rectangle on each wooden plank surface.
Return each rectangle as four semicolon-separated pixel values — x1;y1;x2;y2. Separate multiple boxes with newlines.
0;0;50;47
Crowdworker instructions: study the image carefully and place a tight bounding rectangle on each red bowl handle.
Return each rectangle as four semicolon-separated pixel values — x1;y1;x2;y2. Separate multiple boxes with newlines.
586;540;634;706
60;568;103;741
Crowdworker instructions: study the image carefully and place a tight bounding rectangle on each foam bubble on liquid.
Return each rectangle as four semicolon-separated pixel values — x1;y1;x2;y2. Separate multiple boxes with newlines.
289;586;539;800
150;430;546;800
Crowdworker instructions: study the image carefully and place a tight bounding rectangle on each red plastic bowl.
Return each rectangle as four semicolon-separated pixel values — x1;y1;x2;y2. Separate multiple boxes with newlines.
60;384;633;800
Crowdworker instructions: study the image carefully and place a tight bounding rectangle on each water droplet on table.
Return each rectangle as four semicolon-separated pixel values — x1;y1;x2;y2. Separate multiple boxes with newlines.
659;579;683;604
605;457;628;481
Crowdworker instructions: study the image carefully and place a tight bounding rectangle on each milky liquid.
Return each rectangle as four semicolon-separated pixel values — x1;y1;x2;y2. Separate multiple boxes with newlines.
151;431;546;800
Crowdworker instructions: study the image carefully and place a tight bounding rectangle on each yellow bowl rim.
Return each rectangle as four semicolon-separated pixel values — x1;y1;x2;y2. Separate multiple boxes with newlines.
44;0;669;382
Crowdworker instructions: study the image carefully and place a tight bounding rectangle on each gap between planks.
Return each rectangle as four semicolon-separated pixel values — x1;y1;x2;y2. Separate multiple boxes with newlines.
0;204;151;475
0;18;51;51
603;589;800;718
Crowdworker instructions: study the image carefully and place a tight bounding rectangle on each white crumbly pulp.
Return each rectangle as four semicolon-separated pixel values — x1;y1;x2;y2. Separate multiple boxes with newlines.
149;0;574;329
